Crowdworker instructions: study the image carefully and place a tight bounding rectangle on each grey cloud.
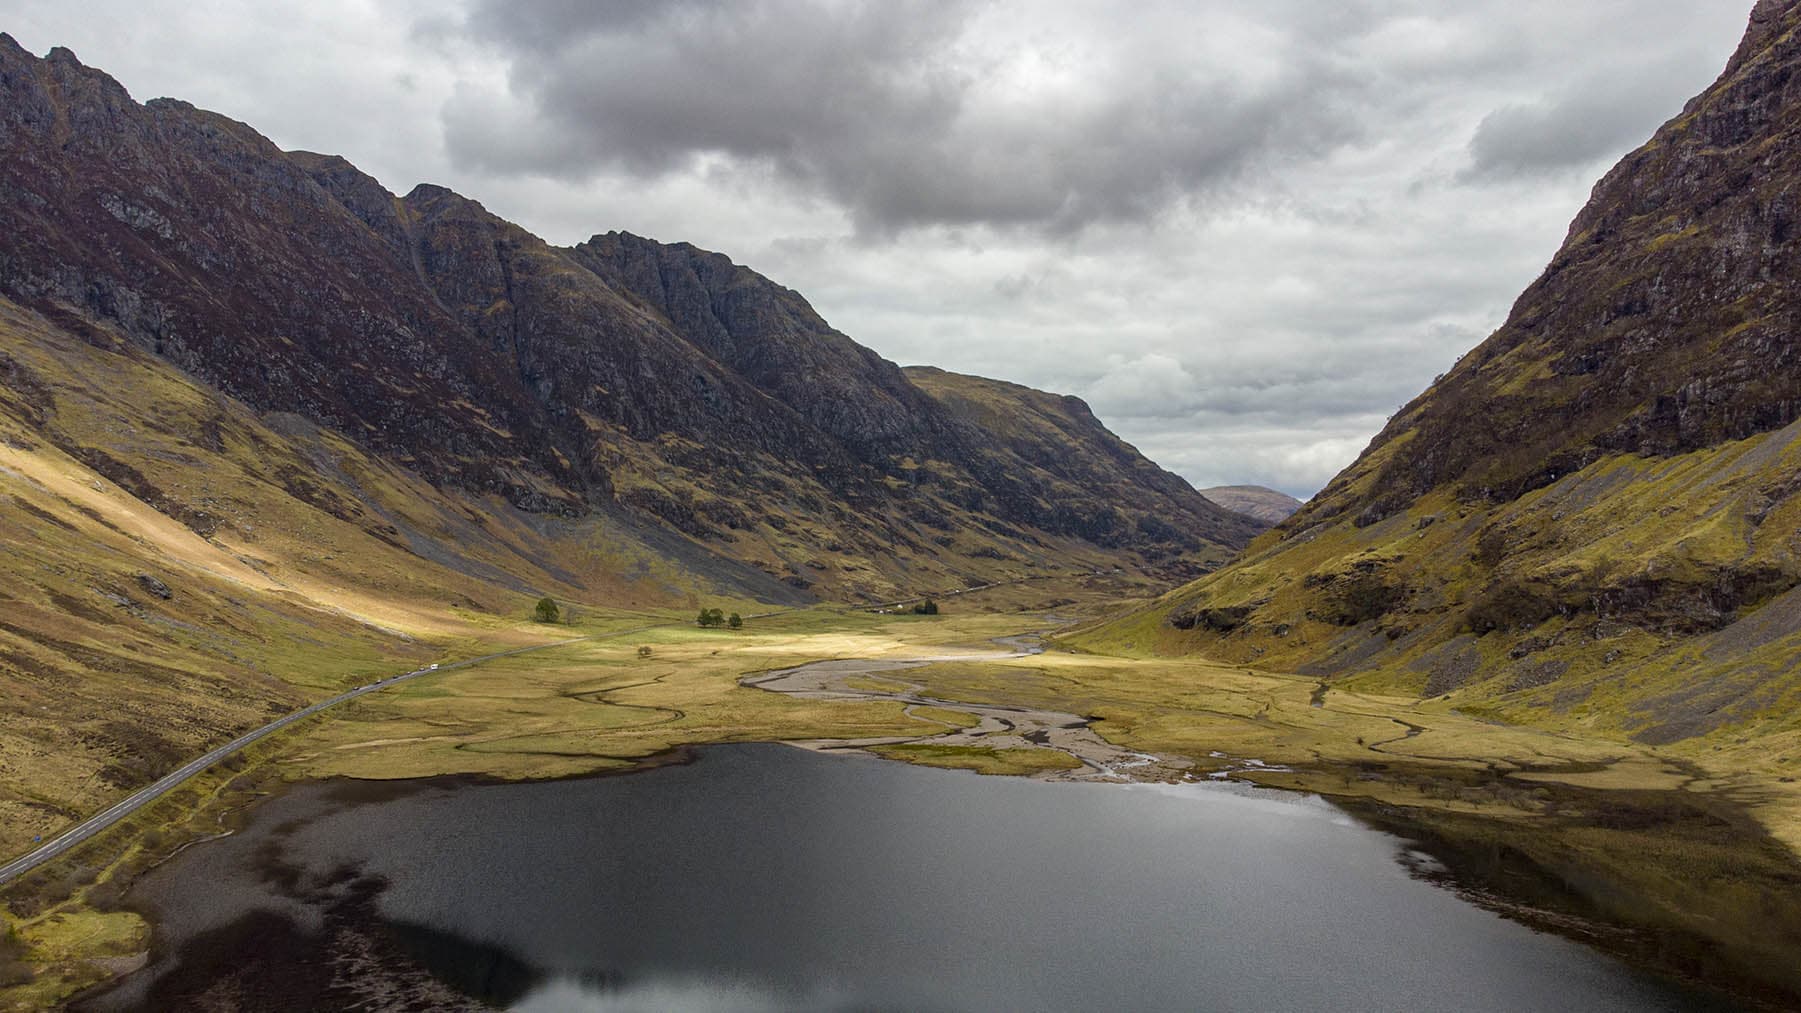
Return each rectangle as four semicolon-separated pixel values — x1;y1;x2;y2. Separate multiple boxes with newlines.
441;0;1373;234
15;0;1749;499
1083;352;1442;427
1109;413;1389;498
1461;59;1715;180
463;0;712;49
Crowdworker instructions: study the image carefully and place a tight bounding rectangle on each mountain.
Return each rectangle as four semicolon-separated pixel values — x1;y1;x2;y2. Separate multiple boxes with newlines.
0;33;1258;601
1198;485;1303;524
0;36;1260;855
1083;0;1801;750
903;367;1263;580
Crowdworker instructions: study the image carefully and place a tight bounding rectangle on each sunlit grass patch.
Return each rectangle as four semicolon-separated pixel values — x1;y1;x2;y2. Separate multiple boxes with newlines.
870;743;1082;776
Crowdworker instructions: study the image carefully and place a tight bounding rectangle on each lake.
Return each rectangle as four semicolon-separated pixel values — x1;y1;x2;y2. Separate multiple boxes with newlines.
84;743;1727;1011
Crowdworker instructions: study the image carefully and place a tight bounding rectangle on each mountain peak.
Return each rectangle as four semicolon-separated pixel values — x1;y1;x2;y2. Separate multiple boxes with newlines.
1730;0;1798;74
1305;0;1801;533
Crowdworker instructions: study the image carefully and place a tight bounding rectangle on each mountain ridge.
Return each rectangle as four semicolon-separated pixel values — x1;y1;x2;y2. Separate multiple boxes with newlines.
1083;0;1801;755
0;31;1261;600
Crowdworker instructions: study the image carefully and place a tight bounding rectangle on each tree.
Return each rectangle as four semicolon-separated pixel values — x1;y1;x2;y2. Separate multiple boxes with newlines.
534;596;560;623
913;598;939;615
697;608;726;628
727;612;743;629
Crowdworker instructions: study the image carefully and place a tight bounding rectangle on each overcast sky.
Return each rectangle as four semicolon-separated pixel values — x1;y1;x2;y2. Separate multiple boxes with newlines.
1;2;1755;497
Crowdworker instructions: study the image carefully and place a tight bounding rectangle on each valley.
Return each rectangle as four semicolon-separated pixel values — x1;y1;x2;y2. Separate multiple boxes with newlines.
4;3;1801;1008
5;579;1801;1007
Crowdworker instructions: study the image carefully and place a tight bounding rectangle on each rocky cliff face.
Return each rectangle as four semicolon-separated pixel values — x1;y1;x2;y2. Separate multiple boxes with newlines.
1091;1;1801;747
1309;0;1801;529
0;35;1259;600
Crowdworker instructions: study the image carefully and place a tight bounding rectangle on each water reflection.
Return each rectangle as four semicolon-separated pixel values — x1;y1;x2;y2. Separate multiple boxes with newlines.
102;744;1722;1012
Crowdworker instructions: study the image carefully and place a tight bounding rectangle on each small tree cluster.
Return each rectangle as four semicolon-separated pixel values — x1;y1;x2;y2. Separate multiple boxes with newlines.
912;598;939;615
533;596;560;623
697;607;727;627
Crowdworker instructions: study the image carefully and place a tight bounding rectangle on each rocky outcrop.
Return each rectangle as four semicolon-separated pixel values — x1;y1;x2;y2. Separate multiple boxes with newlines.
1301;0;1801;528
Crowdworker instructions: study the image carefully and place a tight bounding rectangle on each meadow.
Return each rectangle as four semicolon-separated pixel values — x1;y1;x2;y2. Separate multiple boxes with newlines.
6;579;1801;1006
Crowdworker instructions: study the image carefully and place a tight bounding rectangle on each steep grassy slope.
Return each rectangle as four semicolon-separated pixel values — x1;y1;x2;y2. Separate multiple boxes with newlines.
904;367;1264;581
1080;0;1801;753
0;35;1263;868
0;293;786;861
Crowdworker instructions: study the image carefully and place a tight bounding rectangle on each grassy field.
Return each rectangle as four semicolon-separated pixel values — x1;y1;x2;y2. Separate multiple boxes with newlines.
280;580;1138;783
286;607;948;781
6;580;1801;1006
869;742;1084;775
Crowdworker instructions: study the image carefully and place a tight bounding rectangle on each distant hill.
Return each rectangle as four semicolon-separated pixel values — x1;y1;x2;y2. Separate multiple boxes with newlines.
1081;0;1801;753
1198;486;1303;525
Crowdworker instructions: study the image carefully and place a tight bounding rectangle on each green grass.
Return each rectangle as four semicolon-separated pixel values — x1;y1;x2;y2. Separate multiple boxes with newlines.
8;588;1801;1008
868;743;1082;775
1076;423;1801;825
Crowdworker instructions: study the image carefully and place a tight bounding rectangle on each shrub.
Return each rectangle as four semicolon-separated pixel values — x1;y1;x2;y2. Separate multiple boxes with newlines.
1168;604;1253;632
1466;579;1561;634
1312;574;1404;626
1473;526;1512;568
533;596;560;623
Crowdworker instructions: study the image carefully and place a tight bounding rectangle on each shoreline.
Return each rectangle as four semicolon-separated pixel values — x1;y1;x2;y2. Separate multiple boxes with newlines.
60;742;1733;1013
7;604;1801;1009
27;726;1789;1012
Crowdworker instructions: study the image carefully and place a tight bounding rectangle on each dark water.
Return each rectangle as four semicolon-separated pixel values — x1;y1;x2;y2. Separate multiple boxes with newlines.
94;744;1725;1011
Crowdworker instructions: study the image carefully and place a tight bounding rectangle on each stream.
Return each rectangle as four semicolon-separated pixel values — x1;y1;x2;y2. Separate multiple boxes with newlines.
740;633;1186;781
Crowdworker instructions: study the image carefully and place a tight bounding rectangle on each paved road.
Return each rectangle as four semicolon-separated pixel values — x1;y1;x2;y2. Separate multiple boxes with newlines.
0;571;1099;889
0;632;614;888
